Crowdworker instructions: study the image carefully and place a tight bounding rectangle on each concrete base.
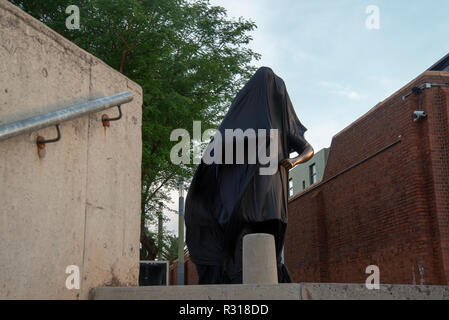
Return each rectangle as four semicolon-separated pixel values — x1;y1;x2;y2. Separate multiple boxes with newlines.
90;283;449;300
243;234;278;284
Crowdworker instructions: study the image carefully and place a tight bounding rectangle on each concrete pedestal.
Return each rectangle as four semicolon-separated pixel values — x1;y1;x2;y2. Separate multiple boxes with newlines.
242;233;278;284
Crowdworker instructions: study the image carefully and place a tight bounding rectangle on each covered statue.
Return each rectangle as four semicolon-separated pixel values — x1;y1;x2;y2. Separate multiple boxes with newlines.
185;67;314;284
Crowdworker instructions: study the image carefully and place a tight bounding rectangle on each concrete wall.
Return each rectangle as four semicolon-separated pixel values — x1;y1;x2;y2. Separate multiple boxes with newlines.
0;0;142;299
286;71;449;285
288;148;329;196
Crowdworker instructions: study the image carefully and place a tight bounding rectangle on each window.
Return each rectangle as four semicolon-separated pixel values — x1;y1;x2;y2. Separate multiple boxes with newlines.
309;163;317;185
288;178;294;197
302;180;306;190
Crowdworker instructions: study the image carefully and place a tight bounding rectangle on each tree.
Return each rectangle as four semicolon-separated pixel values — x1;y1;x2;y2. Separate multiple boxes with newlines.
161;234;187;262
10;0;260;258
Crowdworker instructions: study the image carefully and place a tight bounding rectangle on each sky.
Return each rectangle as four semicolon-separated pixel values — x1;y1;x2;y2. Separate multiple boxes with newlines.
165;0;449;235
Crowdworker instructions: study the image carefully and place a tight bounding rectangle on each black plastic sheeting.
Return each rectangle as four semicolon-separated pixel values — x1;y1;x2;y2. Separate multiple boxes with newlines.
185;67;311;284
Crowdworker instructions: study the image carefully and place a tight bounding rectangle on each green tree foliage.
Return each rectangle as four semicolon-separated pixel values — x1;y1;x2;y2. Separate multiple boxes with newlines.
161;234;187;262
9;0;260;258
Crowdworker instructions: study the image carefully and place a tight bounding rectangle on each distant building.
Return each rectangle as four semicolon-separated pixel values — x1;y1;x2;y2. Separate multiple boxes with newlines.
288;148;329;197
427;52;449;71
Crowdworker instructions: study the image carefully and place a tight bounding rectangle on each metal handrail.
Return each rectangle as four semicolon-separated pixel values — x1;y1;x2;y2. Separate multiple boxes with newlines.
0;91;133;142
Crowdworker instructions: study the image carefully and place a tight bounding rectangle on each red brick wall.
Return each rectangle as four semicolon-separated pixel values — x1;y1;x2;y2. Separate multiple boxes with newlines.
169;254;199;285
286;71;449;285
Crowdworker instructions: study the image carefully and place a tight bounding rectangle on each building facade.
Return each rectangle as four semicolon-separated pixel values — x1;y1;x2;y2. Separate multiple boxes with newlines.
288;148;329;197
285;67;449;285
169;254;199;285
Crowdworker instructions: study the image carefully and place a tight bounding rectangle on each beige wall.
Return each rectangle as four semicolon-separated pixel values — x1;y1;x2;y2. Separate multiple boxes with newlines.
0;0;142;299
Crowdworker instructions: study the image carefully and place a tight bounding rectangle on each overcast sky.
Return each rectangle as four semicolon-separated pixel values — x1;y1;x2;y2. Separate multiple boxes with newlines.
165;0;449;235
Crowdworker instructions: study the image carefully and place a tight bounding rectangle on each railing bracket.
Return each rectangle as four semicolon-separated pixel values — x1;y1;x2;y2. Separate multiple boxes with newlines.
102;105;122;127
36;124;61;158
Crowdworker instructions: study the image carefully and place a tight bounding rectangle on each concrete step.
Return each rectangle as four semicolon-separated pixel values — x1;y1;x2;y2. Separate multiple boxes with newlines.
90;283;449;300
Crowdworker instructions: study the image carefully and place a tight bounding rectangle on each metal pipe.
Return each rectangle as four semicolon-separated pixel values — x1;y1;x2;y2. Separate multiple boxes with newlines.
0;91;133;142
177;181;185;285
402;82;449;101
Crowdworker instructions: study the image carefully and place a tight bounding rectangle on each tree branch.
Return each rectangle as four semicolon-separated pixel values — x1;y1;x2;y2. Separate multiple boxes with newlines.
140;224;157;260
145;173;175;204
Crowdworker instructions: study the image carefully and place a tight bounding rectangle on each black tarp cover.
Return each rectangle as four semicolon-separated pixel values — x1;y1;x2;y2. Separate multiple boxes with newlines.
185;67;309;278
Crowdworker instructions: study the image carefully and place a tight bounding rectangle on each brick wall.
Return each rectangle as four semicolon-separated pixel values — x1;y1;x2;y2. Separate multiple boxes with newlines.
286;71;449;285
169;254;199;285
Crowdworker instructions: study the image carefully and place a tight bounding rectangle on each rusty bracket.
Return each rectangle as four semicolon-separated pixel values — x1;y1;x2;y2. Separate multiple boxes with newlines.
102;105;122;127
36;124;61;158
37;124;61;146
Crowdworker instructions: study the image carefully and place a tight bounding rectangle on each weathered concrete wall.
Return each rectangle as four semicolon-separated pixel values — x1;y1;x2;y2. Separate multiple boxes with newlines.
90;283;449;300
0;0;142;299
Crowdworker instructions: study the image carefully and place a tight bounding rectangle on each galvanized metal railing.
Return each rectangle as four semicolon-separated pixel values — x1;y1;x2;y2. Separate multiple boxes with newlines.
0;91;133;143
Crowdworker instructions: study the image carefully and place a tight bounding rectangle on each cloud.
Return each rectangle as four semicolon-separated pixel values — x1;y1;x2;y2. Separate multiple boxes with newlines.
305;119;343;151
319;81;364;100
331;89;362;100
